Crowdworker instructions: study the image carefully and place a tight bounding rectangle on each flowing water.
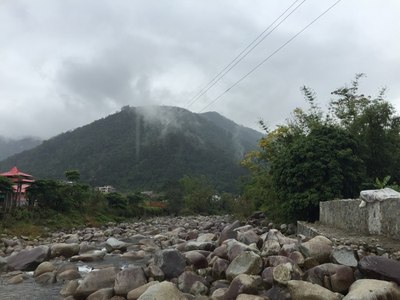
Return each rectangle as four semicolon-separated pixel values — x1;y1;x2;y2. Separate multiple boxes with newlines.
0;254;150;300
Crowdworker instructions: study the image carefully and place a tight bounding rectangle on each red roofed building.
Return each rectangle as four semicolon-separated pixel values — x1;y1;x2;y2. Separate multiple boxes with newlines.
0;166;34;206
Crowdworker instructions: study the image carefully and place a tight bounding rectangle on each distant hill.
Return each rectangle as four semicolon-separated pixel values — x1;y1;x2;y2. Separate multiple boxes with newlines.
0;136;42;161
0;106;262;192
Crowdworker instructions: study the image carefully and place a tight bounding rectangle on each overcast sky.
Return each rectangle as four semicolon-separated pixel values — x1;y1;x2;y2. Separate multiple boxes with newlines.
1;0;399;139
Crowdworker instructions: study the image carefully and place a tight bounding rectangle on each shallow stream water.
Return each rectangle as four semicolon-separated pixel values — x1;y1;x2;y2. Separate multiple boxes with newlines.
0;253;150;300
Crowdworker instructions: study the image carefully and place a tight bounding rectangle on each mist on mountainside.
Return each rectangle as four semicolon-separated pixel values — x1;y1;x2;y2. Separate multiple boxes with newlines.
0;136;42;161
0;106;262;192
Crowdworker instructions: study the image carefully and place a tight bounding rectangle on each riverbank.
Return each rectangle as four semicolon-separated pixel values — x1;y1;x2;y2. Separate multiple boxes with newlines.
1;214;400;299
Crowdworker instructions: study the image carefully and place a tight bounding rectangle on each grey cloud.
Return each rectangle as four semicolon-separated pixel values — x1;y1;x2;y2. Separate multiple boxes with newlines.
1;0;400;139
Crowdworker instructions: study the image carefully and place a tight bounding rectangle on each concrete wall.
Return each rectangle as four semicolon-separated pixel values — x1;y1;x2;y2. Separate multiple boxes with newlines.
319;199;400;240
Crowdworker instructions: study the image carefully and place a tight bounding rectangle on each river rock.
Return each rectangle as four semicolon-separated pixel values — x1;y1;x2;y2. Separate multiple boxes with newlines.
184;250;208;269
34;261;55;277
299;235;332;264
178;270;208;293
35;271;57;284
212;257;230;280
7;273;26;284
222;274;262;300
58;269;81;281
262;239;281;256
330;246;358;267
127;281;159;300
343;279;400;300
288;251;304;267
265;255;293;267
145;265;165;281
74;266;119;298
51;243;80;258
6;245;49;271
197;233;216;242
236;294;269;300
114;267;147;296
358;255;400;284
190;280;208;296
225;239;259;261
226;251;263;281
237;229;261;246
105;237;129;253
219;220;241;245
60;280;79;297
70;249;106;262
65;234;80;244
304;263;354;294
137;281;186;300
121;250;146;260
87;287;114;300
154;249;185;279
185;241;216;251
273;263;293;285
287;280;343;300
264;285;291;300
0;256;7;272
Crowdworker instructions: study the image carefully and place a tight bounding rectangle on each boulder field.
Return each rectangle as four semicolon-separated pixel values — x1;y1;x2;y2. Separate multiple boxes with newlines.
1;214;400;299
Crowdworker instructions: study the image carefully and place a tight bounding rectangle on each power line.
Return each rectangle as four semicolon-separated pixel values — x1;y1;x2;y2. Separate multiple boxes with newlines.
198;0;343;113
185;0;306;109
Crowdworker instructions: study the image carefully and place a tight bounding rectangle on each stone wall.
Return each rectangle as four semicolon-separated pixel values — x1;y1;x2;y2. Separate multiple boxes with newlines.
319;199;400;240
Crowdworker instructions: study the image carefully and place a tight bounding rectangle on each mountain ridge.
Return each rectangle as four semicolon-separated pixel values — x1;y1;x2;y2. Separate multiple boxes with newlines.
0;106;262;192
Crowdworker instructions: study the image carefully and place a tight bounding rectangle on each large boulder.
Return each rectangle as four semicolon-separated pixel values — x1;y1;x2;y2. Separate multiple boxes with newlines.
74;266;119;298
226;251;263;281
6;246;49;271
287;280;343;300
304;263;354;294
343;279;400;300
105;237;129;253
114;267;147;296
137;281;186;300
154;249;185;279
299;236;332;264
50;243;80;258
358;256;400;284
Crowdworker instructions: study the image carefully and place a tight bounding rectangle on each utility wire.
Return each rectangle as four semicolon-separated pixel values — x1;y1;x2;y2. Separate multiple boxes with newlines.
198;0;343;113
185;0;306;109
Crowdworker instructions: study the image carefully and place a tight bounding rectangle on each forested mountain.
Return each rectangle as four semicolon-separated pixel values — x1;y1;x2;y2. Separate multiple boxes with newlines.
0;106;262;192
0;136;42;160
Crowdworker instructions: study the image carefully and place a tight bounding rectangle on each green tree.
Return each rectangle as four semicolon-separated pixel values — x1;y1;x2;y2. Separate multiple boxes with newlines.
180;175;214;214
270;125;364;221
329;74;400;184
27;179;70;212
162;180;184;215
64;169;80;182
106;192;127;211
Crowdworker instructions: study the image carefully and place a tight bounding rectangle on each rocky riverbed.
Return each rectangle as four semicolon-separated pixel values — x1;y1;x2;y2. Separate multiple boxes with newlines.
1;213;400;299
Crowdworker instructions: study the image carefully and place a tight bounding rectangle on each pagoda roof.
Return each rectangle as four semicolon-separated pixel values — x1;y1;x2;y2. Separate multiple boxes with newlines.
0;166;34;178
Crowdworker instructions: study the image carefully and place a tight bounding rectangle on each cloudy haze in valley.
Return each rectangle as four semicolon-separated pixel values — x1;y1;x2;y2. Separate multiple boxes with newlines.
1;0;399;139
